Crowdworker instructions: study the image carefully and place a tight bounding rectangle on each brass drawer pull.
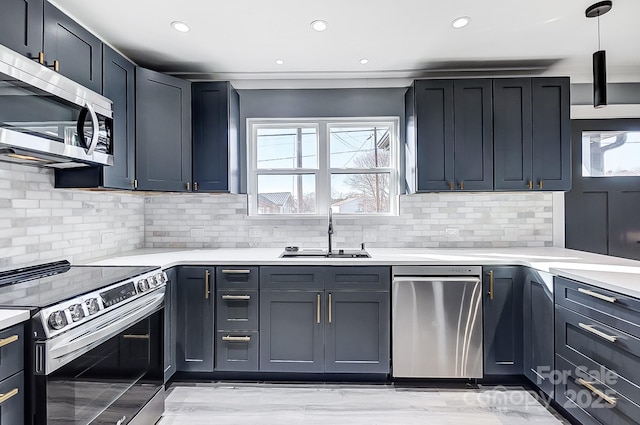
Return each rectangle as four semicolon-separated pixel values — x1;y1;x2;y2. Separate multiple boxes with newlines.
222;336;250;342
577;378;617;406
0;388;18;404
487;270;494;300
578;323;617;343
527;180;533;189
205;270;210;299
0;334;19;348
221;269;251;274
328;293;332;324
222;295;251;300
316;294;321;324
578;287;617;303
122;334;150;339
538;180;543;189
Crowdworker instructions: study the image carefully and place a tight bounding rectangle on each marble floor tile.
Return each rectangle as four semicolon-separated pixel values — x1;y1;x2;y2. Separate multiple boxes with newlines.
158;382;569;425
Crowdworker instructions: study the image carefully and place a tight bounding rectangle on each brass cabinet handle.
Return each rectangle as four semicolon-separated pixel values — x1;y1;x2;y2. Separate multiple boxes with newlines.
222;295;250;300
328;293;332;324
222;335;251;342
449;181;454;190
122;334;150;339
459;181;464;190
578;288;617;303
490;270;494;299
52;60;59;72
578;323;617;343
37;52;45;65
538;180;543;189
0;388;18;404
133;179;138;189
0;334;19;348
577;378;617;406
205;270;210;299
194;182;198;191
221;269;251;274
316;294;321;324
186;182;190;191
527;180;533;189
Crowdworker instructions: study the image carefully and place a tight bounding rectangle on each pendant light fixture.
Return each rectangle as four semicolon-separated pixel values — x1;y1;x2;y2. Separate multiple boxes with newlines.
585;1;613;108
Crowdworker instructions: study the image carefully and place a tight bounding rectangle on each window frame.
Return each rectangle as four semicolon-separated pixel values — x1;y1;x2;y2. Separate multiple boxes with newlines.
247;117;400;217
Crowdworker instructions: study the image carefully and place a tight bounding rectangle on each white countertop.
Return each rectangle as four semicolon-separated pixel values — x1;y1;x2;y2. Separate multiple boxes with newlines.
0;309;30;331
87;247;640;298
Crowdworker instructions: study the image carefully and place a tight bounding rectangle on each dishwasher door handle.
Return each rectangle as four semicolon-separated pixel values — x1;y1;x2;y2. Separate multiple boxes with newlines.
393;276;481;283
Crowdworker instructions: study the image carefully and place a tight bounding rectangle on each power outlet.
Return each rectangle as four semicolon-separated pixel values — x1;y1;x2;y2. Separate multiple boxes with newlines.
190;228;205;238
445;227;460;237
101;231;115;244
249;227;263;238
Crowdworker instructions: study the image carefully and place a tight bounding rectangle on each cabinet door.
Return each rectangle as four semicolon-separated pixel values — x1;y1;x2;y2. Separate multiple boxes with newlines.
0;371;24;425
483;266;523;375
453;79;493;191
0;0;43;59
164;268;177;383
43;2;102;93
523;270;554;396
176;267;214;372
260;291;324;372
493;78;533;191
325;291;389;374
414;80;455;191
102;46;135;189
531;77;571;190
192;82;240;193
136;68;192;191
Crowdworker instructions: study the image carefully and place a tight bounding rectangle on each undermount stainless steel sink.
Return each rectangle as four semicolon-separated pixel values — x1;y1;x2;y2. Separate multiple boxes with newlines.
279;248;371;258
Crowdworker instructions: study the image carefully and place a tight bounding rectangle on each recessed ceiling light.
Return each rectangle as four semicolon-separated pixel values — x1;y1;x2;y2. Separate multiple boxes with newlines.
275;59;285;65
451;16;471;29
311;20;328;32
171;21;190;33
359;58;369;65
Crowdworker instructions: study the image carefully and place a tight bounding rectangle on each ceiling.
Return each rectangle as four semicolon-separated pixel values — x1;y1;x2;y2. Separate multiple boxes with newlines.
50;0;640;88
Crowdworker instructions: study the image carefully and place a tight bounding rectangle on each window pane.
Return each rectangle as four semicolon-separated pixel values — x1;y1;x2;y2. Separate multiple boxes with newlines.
331;173;390;214
256;127;317;169
582;131;640;177
329;126;391;168
257;174;316;214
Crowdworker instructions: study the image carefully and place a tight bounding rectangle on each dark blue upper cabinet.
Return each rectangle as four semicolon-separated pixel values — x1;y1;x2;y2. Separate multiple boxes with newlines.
410;79;493;192
494;77;570;191
43;2;102;93
0;0;43;59
191;82;240;193
136;67;192;192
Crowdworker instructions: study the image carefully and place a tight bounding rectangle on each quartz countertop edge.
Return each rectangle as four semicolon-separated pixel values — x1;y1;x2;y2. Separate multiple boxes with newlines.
86;247;640;299
0;309;31;331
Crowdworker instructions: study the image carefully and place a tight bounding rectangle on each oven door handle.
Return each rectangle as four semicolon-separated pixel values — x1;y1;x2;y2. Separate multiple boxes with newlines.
42;289;164;375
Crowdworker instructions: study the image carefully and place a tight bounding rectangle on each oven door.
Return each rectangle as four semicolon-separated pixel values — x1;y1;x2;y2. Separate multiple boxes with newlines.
33;289;164;425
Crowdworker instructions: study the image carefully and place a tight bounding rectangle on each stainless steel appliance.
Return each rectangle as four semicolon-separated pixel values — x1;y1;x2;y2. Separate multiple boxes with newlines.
0;43;113;168
392;266;483;378
0;261;166;425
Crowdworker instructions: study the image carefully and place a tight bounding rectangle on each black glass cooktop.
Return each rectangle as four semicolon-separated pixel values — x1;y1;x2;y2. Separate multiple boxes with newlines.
0;261;157;308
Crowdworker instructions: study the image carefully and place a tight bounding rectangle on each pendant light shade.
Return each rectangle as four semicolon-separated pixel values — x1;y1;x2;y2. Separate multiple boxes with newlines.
585;1;612;108
593;50;607;108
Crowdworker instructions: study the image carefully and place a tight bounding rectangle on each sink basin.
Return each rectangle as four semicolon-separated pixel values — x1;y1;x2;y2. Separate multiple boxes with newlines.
280;248;371;258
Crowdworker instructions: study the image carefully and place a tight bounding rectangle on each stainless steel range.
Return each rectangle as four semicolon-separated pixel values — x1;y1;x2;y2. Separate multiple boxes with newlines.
0;260;167;425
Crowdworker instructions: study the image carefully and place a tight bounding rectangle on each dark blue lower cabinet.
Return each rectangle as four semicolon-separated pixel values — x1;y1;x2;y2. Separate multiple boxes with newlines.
164;268;178;383
0;371;24;425
259;290;324;373
483;266;524;375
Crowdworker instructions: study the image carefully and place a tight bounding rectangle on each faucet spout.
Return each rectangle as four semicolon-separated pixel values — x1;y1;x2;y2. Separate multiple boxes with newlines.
327;209;334;255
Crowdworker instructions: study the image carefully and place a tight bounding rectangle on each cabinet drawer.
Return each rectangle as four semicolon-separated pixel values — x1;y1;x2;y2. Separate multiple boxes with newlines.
260;267;324;290
325;267;390;291
555;276;640;339
216;290;258;331
556;354;639;425
555;305;640;404
0;325;23;382
216;267;259;289
215;331;258;372
0;370;24;425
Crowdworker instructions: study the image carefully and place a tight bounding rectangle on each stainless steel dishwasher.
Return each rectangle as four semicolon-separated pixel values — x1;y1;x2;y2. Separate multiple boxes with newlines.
392;266;483;378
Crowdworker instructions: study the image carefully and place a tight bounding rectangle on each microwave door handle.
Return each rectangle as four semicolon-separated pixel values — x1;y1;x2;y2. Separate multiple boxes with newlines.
84;102;100;155
76;106;90;151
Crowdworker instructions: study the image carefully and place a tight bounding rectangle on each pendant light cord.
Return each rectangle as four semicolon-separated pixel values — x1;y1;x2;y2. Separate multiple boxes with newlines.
597;13;601;50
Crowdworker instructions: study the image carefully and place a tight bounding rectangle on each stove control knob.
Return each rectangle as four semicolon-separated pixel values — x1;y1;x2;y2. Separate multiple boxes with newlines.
48;311;67;330
85;298;100;315
68;304;85;322
156;272;167;284
137;278;149;292
147;275;157;287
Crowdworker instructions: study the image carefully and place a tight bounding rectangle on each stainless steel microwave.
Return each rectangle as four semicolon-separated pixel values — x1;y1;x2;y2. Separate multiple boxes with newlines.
0;43;114;168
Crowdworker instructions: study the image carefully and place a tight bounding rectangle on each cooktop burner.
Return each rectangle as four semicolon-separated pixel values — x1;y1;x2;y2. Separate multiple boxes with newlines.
0;260;157;308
